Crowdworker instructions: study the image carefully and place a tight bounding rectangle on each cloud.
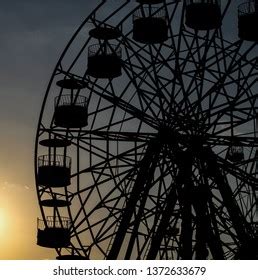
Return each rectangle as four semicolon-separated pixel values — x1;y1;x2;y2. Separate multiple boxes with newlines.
0;181;30;191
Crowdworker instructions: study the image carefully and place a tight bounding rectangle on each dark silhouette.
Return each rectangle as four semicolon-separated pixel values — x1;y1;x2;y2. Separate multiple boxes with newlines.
35;0;258;260
238;0;258;41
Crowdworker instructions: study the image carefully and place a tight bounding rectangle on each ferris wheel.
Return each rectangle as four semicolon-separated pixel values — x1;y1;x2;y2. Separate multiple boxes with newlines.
35;0;258;259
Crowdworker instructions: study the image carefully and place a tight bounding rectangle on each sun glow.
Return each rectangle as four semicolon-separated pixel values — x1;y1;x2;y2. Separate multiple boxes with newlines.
0;208;7;238
0;181;58;259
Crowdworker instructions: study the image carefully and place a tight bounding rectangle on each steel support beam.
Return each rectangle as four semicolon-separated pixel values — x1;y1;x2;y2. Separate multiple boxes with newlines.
107;138;161;259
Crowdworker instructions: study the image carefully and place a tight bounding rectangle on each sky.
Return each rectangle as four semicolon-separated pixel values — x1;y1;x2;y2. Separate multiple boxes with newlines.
0;0;96;259
0;0;253;260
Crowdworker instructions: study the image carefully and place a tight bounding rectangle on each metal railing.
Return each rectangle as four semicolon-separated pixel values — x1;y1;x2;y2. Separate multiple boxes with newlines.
133;6;166;20
228;145;244;155
186;0;221;5
55;94;88;107
37;216;71;229
238;1;258;16
38;154;71;168
88;44;122;57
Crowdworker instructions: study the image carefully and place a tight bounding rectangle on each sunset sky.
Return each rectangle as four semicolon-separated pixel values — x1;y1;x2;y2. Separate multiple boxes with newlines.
0;0;247;259
0;0;96;259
